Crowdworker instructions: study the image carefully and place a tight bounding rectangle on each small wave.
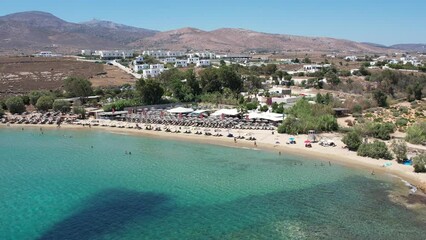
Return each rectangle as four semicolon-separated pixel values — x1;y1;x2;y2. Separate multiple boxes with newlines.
400;178;418;194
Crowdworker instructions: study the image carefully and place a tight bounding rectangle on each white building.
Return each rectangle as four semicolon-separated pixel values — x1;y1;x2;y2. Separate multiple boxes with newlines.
187;57;200;64
162;57;177;64
143;50;166;58
303;64;323;73
196;59;211;67
134;64;149;72
388;59;399;64
150;64;164;70
81;50;93;56
35;51;53;57
174;60;188;68
268;87;291;96
143;50;184;58
166;51;184;57
345;55;358;61
195;52;216;59
98;50;134;59
133;56;144;64
142;67;166;78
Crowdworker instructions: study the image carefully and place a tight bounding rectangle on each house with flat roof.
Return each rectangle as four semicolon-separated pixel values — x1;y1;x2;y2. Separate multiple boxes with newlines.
174;60;188;68
196;59;211;67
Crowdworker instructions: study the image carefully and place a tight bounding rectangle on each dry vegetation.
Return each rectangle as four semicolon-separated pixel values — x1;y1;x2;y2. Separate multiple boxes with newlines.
0;57;138;98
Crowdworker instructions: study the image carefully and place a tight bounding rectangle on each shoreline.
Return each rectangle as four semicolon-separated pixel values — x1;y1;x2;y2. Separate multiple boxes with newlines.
2;122;426;193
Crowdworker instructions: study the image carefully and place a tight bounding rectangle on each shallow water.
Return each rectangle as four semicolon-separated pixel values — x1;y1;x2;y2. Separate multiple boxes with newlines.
0;127;425;239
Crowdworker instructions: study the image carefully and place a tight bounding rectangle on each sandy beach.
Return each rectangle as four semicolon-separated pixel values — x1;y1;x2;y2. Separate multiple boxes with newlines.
2;122;426;192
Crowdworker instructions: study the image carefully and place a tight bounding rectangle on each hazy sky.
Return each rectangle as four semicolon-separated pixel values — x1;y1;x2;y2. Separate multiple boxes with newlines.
0;0;424;45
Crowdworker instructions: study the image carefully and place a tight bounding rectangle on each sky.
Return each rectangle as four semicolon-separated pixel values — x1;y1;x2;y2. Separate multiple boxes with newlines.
0;0;425;45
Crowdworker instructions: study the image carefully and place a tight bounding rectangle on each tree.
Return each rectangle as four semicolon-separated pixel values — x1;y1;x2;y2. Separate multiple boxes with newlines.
28;91;50;106
264;64;277;75
284;75;292;81
5;96;25;114
342;131;362;151
390;140;407;163
53;100;71;113
218;65;243;93
373;90;388;108
0;107;4;117
136;79;164;105
200;68;222;93
325;71;340;85
405;122;426;145
357;140;393;160
413;154;426;173
63;77;93;98
21;95;30;105
413;82;423;100
35;95;54;112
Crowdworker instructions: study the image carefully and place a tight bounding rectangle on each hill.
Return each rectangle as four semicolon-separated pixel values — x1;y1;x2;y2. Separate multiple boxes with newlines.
0;11;400;54
0;11;157;54
133;27;389;53
390;44;426;53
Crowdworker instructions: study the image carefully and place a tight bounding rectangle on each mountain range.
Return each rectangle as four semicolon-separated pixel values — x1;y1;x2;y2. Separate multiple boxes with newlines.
0;11;423;54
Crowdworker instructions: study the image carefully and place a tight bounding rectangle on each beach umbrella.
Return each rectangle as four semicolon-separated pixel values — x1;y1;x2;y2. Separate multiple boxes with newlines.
304;140;311;144
289;137;295;141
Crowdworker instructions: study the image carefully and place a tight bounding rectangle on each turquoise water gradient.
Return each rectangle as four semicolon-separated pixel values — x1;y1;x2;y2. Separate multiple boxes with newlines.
0;127;425;239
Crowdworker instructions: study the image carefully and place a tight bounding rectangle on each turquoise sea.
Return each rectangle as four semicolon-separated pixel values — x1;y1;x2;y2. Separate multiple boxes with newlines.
0;127;425;239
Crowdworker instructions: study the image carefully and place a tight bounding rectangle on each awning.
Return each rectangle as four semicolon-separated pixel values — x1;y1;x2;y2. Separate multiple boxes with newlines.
211;109;239;116
166;107;194;114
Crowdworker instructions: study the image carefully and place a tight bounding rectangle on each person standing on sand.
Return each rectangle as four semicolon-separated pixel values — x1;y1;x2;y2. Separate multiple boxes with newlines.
254;141;257;147
234;137;237;143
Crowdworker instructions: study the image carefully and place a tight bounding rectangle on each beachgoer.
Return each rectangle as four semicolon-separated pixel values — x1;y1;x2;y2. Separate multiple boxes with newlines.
91;146;93;149
254;141;257;147
371;170;375;175
328;161;331;166
21;128;24;131
234;137;237;143
129;152;132;155
279;151;281;156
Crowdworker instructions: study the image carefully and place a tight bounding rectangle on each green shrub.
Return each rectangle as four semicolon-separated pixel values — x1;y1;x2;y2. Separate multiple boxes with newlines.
73;106;86;119
357;140;393;160
260;105;269;112
246;102;258;110
342;131;362;151
278;99;338;134
0;100;6;110
405;122;426;145
355;122;395;140
0;108;4;117
352;104;363;114
35;95;54;112
390;140;407;163
53;100;71;113
395;118;409;127
5;96;25;114
413;154;426;172
21;95;30;105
